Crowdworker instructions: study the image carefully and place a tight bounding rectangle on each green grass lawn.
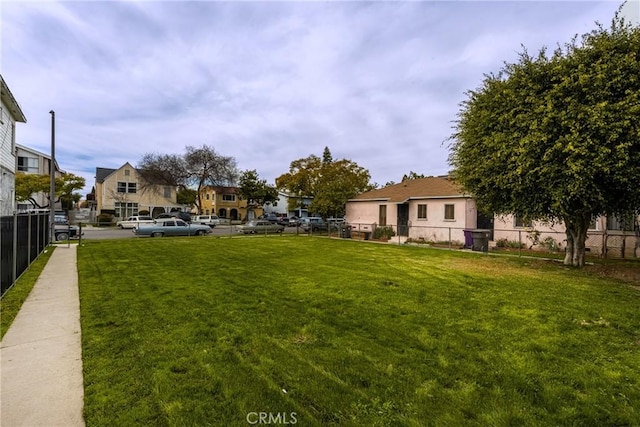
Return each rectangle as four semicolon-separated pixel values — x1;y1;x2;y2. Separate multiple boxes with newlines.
77;236;640;426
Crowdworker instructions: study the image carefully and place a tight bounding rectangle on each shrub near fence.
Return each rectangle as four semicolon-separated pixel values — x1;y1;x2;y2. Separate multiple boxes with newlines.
345;222;640;259
1;213;50;296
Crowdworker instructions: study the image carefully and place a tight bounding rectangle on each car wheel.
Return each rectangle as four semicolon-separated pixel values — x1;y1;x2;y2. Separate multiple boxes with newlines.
56;232;69;241
151;232;163;238
119;225;124;229
195;230;205;236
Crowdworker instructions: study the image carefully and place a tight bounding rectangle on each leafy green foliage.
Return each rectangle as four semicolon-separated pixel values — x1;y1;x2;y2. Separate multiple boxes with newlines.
176;188;197;206
15;172;86;209
373;225;396;240
277;148;373;217
449;18;640;266
238;169;279;209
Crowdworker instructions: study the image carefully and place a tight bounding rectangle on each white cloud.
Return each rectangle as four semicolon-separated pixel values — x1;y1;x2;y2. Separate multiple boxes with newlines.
1;0;621;195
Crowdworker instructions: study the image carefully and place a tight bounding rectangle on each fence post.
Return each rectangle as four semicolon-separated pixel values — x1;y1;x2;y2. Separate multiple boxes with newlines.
448;227;452;250
12;211;18;286
518;230;522;257
27;211;32;263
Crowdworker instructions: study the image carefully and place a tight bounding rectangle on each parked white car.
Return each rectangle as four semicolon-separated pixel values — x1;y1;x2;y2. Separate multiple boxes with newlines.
116;215;155;229
192;215;220;228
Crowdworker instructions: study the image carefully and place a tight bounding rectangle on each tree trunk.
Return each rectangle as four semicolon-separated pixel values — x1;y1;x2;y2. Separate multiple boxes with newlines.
563;215;589;267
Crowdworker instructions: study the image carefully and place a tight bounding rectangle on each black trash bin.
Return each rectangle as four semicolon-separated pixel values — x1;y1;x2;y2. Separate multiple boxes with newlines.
471;229;491;252
341;226;352;238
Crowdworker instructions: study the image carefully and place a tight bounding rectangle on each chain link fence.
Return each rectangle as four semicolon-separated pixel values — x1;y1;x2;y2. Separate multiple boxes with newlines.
341;222;640;259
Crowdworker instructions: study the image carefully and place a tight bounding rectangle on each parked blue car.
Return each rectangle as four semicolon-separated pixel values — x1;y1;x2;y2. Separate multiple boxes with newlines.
133;219;211;237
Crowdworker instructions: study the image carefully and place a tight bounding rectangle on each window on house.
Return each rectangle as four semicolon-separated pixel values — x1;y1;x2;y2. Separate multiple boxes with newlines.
222;194;236;202
444;204;455;221
206;193;210;200
379;205;387;226
17;157;38;173
124;169;130;176
514;215;531;228
163;186;171;198
607;213;636;231
115;202;139;217
417;204;427;220
117;182;137;193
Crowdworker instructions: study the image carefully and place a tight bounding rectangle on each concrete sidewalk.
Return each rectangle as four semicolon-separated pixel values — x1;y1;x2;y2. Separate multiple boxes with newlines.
1;245;84;426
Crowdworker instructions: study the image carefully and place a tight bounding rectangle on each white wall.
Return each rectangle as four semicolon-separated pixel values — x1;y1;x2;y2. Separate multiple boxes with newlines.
0;101;16;215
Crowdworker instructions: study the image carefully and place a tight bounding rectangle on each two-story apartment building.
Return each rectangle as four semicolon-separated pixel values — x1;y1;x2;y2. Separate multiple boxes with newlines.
263;191;313;219
14;144;63;212
0;74;27;216
95;163;185;219
198;185;259;221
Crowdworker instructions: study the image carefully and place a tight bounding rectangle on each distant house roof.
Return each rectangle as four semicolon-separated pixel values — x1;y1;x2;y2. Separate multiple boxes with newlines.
1;74;27;123
349;176;468;203
95;167;117;183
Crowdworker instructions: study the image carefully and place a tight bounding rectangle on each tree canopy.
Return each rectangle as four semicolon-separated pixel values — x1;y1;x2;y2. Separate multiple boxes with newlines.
237;169;279;212
449;16;640;266
138;145;238;213
276;148;373;217
15;172;86;210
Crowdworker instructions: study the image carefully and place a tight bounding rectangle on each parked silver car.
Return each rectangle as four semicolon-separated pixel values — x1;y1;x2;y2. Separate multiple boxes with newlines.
133;219;211;237
300;217;328;232
236;220;284;234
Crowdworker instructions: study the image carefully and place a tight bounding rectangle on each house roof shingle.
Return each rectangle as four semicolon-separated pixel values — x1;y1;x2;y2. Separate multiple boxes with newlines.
349;176;467;203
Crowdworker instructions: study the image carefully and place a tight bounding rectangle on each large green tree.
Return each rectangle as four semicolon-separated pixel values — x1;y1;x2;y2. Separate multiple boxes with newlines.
237;169;279;217
276;148;373;217
449;17;640;266
15;172;86;210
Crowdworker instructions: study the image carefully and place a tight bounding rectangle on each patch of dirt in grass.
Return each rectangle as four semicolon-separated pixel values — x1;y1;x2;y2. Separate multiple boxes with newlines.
447;255;640;288
583;263;640;288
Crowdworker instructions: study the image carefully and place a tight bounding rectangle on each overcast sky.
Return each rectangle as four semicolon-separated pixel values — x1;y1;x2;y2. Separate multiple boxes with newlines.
1;0;624;196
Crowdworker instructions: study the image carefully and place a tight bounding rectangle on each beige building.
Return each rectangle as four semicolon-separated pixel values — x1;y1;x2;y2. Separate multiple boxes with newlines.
15;144;63;212
494;214;639;257
345;177;485;243
197;185;261;221
94;163;185;219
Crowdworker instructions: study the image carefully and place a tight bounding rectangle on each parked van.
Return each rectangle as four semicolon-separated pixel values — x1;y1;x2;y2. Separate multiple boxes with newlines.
192;215;220;228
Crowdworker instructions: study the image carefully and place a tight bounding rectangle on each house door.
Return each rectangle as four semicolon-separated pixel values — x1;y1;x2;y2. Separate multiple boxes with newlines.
397;204;409;236
477;211;494;240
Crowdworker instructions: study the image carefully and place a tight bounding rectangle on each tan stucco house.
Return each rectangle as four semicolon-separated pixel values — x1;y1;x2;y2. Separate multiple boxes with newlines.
197;185;260;221
95;163;186;219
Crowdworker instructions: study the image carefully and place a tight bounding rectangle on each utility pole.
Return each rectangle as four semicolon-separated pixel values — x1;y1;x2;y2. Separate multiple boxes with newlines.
49;110;55;243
